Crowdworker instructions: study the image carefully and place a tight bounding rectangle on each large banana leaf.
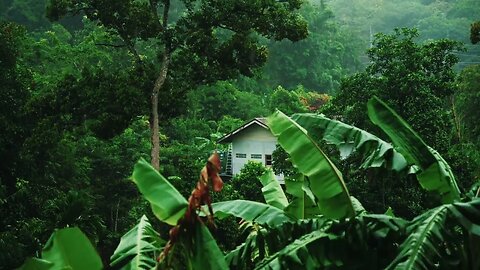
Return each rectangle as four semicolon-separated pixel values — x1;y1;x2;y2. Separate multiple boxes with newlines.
267;110;355;219
18;227;102;270
255;213;410;270
211;200;294;227
283;176;305;219
367;96;460;203
259;170;288;210
282;174;321;219
292;113;408;172
131;158;188;225
387;199;480;269
18;258;52;270
225;230;263;270
226;219;332;270
110;215;164;270
192;223;229;270
254;230;335;269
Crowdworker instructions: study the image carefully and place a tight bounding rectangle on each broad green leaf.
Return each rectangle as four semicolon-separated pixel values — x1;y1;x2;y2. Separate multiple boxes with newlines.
110;215;164;270
387;199;480;269
131;159;188;225
284;176;305;219
17;258;52;270
259;170;288;210
350;196;366;215
41;228;102;269
283;174;321;219
225;231;261;269
301;177;323;218
42;227;102;270
448;199;480;237
292;113;408;172
367;96;460;203
267;110;355;219
211;200;294;227
227;218;333;270
192;223;229;270
254;230;335;269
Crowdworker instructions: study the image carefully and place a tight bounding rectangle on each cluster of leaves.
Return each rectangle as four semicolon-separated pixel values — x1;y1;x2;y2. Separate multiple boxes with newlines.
317;28;471;217
472;21;480;44
18;97;480;270
3;0;480;268
326;28;461;152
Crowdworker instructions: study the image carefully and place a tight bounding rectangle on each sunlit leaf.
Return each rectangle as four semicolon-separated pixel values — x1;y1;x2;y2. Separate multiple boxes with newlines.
211;200;294;227
131;158;188;225
18;227;102;270
259;170;288;210
267;110;355;219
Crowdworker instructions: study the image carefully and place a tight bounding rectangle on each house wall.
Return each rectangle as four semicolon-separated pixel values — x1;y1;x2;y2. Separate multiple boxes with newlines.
231;125;278;177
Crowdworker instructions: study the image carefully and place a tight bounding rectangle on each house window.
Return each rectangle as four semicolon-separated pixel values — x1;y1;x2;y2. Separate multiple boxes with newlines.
236;153;247;158
251;154;262;159
265;154;272;166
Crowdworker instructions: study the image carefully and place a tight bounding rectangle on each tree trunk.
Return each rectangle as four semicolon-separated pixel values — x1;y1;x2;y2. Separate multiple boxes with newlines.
450;95;462;143
150;0;171;170
150;50;170;170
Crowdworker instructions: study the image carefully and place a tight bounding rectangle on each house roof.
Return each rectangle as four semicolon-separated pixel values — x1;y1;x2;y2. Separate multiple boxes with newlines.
217;117;269;143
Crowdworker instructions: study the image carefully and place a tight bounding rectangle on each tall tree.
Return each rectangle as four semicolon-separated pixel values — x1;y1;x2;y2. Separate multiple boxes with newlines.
0;21;31;193
471;21;480;44
47;0;308;170
325;28;461;152
455;64;480;145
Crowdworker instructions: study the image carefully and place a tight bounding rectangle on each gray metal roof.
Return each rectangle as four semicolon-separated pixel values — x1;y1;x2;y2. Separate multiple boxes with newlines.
217;117;268;143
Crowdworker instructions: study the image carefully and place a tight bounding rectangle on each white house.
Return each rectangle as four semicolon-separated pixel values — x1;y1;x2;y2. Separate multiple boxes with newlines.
218;118;283;181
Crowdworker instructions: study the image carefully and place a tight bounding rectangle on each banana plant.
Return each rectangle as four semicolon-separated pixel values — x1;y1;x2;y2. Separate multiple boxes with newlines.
124;97;476;270
292;113;408;172
18;227;103;270
367;96;461;203
127;155;228;270
110;215;164;269
286;97;461;204
226;97;477;269
20;96;479;270
267;110;356;219
387;199;480;270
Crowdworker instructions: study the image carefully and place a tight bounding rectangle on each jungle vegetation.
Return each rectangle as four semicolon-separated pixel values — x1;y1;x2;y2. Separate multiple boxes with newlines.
1;0;479;269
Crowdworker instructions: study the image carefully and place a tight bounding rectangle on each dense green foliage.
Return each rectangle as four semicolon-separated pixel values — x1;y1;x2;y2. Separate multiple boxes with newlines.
18;100;480;269
326;28;460;152
1;0;480;269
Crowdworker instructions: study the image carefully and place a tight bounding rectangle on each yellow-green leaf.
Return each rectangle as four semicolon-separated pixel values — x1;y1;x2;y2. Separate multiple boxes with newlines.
131;159;188;225
267;110;355;219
